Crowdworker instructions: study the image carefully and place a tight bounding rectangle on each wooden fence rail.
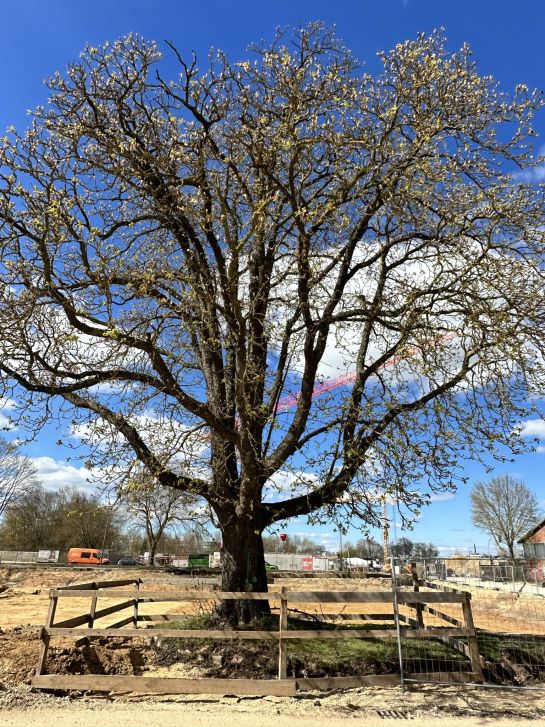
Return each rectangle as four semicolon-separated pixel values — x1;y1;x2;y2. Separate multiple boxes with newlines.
33;580;483;695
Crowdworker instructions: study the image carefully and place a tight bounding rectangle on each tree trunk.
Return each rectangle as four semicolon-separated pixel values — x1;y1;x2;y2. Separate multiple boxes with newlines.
218;519;270;625
149;541;157;565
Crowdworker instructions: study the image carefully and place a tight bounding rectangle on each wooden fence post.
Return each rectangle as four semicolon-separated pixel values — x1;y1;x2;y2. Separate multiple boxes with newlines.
133;579;140;627
278;586;288;679
88;582;98;628
461;594;484;683
35;591;58;676
410;562;424;628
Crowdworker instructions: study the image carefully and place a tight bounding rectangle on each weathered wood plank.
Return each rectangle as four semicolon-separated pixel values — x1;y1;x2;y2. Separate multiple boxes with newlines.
46;626;471;640
52;613;91;629
47;627;281;640
422;580;466;595
289;613;395;622
55;582;98;592
57;579;139;591
35;595;57;676
31;674;296;696
397;613;420;629
420;604;464;627
286;591;467;604
107;616;135;629
51;588;465;604
51;590;275;600
462;598;484;683
297;674;400;690
93;600;136;621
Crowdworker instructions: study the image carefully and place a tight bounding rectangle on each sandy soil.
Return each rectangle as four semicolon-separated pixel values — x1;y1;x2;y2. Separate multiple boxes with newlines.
1;565;545;723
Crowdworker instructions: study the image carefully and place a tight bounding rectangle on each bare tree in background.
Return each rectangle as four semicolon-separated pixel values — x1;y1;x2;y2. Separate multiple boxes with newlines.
120;470;208;563
1;26;545;620
471;475;542;560
0;437;39;519
355;537;383;561
412;542;439;559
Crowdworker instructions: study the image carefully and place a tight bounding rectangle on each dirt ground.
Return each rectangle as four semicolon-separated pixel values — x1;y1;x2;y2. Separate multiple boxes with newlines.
2;565;545;722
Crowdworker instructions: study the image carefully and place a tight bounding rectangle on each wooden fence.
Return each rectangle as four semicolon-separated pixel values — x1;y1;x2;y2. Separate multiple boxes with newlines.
32;580;483;695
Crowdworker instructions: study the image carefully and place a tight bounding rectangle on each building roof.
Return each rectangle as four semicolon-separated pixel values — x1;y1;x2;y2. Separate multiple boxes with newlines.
517;517;545;543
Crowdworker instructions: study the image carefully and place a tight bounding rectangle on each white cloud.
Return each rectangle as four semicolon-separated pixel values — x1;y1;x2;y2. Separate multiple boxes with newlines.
537;445;545;454
518;419;545;438
263;469;319;502
513;165;545;184
429;493;456;502
30;456;100;493
437;545;463;553
0;397;17;431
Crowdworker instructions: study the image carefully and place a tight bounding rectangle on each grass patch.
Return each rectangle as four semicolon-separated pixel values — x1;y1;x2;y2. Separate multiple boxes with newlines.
150;614;471;677
477;632;545;663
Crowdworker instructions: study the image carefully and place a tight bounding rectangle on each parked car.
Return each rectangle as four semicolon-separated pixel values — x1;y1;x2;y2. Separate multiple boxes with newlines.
265;562;279;571
117;557;139;566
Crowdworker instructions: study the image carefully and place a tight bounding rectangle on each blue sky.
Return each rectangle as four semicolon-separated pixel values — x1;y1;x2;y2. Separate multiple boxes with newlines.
1;0;544;555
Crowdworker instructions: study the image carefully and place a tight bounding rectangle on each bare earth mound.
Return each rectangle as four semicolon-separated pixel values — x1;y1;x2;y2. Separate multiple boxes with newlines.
2;566;545;722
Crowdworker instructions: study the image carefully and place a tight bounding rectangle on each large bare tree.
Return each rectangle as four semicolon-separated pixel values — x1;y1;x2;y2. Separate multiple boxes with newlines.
1;26;545;620
471;475;542;560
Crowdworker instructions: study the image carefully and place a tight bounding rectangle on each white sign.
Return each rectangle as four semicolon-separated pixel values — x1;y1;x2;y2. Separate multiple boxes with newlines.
37;549;60;563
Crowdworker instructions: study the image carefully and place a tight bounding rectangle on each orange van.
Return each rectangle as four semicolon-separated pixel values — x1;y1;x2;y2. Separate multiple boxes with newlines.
67;547;109;565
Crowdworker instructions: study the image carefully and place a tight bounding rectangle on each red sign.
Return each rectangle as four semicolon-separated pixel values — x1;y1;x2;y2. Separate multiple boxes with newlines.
279;533;288;542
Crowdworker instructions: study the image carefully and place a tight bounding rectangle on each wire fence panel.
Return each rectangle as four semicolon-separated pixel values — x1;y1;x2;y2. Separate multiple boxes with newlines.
395;557;545;688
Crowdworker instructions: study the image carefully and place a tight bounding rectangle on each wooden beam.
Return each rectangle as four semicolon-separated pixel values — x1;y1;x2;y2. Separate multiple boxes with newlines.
45;626;472;640
286;591;467;604
420;604;464;627
107;616;135;629
57;579;139;591
93;600;136;621
52;613;91;629
462;598;484;683
31;674;296;696
35;596;57;676
51;590;275;600
296;674;400;690
51;588;466;604
289;613;395;622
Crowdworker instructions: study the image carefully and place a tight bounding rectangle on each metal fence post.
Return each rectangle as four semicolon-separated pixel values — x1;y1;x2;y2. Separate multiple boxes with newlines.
390;555;405;690
278;586;288;679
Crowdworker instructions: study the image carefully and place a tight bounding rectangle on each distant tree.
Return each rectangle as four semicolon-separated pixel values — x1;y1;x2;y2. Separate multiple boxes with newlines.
64;488;123;550
355;537;383;561
471;475;541;561
120;470;208;562
262;533;317;554
412;542;439;559
0;485;123;552
0;437;39;519
391;536;415;560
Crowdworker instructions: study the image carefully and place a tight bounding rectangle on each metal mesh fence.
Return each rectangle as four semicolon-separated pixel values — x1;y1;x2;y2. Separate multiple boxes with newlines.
395;556;545;688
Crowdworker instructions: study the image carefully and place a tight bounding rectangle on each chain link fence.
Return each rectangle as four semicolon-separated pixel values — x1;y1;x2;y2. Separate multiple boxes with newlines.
393;556;545;688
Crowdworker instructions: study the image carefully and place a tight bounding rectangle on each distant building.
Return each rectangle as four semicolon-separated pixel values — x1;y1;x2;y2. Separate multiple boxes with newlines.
518;518;545;581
